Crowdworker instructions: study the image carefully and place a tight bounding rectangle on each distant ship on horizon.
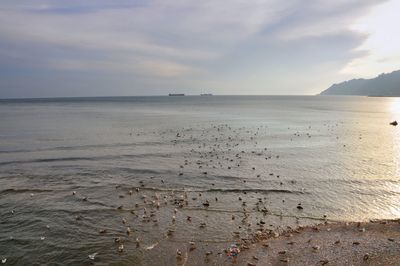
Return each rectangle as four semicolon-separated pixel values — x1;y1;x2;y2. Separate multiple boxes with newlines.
168;93;185;96
200;93;213;96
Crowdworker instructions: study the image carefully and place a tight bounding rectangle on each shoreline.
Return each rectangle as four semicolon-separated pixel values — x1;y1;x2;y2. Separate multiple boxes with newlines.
170;219;400;266
226;219;400;265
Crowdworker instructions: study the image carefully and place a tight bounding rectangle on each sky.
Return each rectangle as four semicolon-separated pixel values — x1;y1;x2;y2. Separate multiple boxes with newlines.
0;0;399;98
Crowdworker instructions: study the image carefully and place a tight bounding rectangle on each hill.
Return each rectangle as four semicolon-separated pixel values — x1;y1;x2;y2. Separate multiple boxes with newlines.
320;70;400;96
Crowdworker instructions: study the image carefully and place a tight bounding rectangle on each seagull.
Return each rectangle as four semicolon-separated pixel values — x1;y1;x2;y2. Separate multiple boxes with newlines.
88;252;97;260
176;249;182;258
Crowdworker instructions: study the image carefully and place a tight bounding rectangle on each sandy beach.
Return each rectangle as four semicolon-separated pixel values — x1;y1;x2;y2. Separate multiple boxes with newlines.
238;219;400;265
171;219;400;266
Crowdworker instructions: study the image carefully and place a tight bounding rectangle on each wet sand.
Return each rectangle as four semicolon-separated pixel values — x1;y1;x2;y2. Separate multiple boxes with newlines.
137;219;400;266
221;219;400;266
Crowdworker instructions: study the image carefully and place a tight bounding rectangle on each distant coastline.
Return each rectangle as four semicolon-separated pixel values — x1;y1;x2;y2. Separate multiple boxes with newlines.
320;69;400;96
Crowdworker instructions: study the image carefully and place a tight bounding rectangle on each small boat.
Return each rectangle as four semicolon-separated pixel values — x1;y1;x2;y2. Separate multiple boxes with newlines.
168;94;185;96
200;93;213;96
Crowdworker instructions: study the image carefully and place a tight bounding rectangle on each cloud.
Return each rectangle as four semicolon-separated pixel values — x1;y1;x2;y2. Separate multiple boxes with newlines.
0;0;395;97
340;0;400;77
53;57;201;78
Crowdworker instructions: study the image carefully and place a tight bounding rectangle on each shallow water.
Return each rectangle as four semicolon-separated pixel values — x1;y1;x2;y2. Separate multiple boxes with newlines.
1;95;400;265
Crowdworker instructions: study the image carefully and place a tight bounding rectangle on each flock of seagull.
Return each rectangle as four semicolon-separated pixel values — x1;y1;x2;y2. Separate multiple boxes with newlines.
83;123;333;264
3;122;344;265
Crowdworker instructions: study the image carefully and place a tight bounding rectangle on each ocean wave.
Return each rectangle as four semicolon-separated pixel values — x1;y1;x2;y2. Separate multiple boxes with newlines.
0;157;96;166
0;141;165;154
0;188;54;194
115;168;173;175
207;188;307;194
0;153;172;166
114;186;306;195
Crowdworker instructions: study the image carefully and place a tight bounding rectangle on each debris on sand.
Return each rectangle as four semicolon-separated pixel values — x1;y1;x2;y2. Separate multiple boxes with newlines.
226;244;241;257
236;219;400;265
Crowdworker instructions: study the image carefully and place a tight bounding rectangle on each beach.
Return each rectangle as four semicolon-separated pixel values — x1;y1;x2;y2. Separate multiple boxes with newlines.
234;219;400;266
1;96;400;265
168;219;400;265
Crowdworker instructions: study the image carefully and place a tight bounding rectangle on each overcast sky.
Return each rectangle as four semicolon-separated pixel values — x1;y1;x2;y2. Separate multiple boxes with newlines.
0;0;399;98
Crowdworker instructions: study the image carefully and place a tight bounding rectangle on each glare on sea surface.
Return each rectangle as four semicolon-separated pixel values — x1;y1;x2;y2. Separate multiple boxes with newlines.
389;98;400;158
389;97;400;115
345;97;400;221
387;97;400;217
389;97;400;170
388;185;400;217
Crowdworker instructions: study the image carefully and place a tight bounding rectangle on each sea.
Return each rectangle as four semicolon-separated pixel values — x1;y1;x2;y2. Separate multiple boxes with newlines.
0;95;400;265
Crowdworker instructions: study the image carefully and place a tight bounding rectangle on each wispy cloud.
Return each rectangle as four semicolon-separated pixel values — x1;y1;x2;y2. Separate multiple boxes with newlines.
0;0;396;97
340;0;400;77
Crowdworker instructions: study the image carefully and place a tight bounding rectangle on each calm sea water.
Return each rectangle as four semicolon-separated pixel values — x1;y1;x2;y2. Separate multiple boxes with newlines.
1;95;400;265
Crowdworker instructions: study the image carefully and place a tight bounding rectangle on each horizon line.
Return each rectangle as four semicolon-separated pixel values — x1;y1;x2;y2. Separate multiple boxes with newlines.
0;93;330;101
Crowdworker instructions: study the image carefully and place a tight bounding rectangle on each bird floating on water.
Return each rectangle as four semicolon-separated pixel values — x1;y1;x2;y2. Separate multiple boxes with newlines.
88;252;97;260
